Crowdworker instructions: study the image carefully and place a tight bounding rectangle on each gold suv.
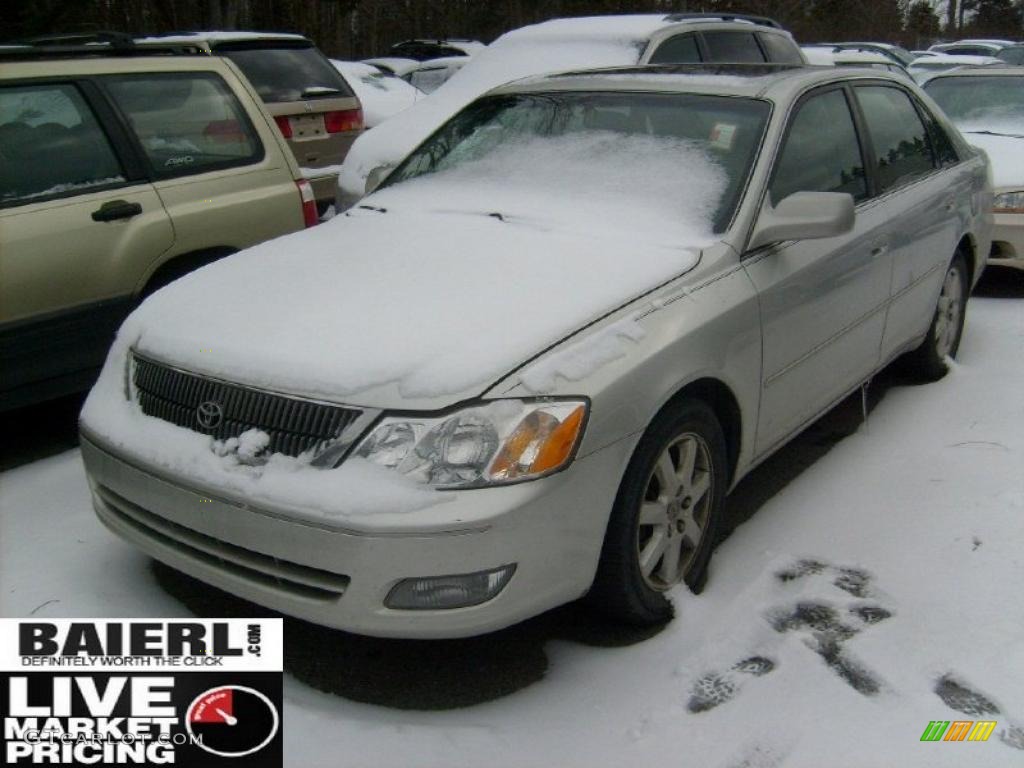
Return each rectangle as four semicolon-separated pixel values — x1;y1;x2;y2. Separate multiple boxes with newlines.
0;38;317;410
136;32;365;209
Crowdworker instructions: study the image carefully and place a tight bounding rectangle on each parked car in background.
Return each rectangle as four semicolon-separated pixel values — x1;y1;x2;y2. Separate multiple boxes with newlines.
337;13;806;209
362;57;420;78
995;44;1024;65
331;60;420;127
802;47;912;79
925;68;1024;271
81;64;990;638
907;54;1003;83
404;56;469;93
362;56;469;93
0;38;315;410
137;31;363;211
809;42;915;66
388;38;486;60
929;39;1013;56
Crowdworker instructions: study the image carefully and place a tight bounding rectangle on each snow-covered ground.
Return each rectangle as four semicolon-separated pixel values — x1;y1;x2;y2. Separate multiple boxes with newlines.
2;287;1023;767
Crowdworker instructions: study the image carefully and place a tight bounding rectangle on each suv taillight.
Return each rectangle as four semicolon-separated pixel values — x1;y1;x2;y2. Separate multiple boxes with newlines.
296;180;318;227
274;115;293;138
324;108;363;133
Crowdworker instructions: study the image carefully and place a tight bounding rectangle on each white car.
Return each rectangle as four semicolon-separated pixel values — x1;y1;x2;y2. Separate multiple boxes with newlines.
330;60;421;127
925;68;1024;270
802;47;912;79
929;40;1013;57
337;13;806;209
907;54;1003;83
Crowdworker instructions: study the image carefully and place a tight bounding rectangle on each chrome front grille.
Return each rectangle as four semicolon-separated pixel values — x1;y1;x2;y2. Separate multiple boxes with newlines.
132;354;361;458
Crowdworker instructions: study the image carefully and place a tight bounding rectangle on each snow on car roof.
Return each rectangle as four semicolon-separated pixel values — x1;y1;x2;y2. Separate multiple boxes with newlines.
135;30;308;44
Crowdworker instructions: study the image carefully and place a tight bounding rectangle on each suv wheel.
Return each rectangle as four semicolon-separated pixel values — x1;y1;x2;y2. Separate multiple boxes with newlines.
589;399;727;625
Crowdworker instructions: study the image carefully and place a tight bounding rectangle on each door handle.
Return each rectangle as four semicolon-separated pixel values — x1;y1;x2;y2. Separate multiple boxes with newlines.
870;238;889;258
943;196;956;212
92;200;142;222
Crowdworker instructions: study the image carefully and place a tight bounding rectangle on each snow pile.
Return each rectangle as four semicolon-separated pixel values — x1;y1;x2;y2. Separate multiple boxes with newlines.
337;15;676;203
331;60;421;127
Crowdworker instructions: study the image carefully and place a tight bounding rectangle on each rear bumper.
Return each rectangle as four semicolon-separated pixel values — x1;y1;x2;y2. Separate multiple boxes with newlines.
990;213;1024;270
80;431;630;638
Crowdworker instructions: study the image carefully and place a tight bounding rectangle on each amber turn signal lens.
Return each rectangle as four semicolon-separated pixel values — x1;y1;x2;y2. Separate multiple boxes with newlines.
489;405;585;481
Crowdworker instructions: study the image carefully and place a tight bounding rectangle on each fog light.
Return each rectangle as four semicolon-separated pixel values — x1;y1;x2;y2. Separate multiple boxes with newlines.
385;564;516;610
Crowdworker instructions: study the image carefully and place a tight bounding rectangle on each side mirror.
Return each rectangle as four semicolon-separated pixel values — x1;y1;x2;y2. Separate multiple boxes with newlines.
747;191;855;251
364;165;392;196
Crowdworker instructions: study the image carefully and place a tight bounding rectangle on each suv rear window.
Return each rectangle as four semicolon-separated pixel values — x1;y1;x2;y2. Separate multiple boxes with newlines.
758;33;804;64
218;42;353;103
104;73;262;178
702;31;766;63
0;83;124;206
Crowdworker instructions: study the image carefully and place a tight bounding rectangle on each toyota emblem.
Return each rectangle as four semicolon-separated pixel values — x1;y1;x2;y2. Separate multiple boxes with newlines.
196;400;224;430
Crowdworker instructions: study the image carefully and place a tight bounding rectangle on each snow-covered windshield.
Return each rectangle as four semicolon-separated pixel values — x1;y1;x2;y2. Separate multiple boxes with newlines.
386;91;770;233
925;75;1024;133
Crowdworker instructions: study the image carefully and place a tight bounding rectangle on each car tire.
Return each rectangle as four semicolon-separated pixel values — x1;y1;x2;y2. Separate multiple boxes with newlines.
588;398;727;626
905;253;969;381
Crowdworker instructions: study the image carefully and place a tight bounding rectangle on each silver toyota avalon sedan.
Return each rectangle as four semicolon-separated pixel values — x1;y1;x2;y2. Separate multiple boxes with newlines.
80;64;992;638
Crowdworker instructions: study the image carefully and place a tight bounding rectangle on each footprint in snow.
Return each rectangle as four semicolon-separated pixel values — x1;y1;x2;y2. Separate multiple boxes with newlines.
687;656;777;713
934;674;999;716
767;558;894;696
933;674;1024;751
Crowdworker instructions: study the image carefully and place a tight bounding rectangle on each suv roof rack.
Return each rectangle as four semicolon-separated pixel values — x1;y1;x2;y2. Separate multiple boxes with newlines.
0;31;205;60
662;12;783;30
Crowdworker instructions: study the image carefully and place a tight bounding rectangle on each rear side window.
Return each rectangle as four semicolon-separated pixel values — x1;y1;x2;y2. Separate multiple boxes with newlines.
104;73;262;179
917;103;959;167
758;33;804;64
219;43;353;103
648;34;702;64
702;31;766;63
0;84;124;206
770;88;867;204
855;85;935;192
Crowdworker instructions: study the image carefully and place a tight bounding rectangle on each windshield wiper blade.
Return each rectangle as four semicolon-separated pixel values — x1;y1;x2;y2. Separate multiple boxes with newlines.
964;129;1024;139
301;86;341;97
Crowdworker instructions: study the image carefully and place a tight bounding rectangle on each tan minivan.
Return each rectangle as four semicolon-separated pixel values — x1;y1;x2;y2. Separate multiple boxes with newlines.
0;40;317;410
137;32;364;209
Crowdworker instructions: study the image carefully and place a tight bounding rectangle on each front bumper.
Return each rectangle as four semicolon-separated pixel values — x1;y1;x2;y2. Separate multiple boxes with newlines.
990;212;1024;270
80;432;632;639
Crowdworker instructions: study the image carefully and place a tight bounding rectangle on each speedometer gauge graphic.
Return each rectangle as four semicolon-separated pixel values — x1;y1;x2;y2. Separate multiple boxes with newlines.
186;685;279;758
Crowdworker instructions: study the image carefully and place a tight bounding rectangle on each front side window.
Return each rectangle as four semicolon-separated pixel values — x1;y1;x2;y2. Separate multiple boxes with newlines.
770;88;867;205
0;84;124;206
387;91;770;234
855;85;935;192
104;73;262;178
701;31;766;63
648;34;701;64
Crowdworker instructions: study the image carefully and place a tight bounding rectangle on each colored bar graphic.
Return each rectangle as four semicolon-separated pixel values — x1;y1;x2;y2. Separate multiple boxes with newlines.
921;721;950;741
967;721;997;742
944;721;973;741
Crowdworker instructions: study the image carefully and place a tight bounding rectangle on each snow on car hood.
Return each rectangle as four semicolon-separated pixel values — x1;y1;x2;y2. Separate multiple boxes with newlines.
961;129;1024;188
120;195;713;411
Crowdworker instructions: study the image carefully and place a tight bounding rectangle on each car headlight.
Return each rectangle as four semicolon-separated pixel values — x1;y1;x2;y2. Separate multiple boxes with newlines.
993;190;1024;213
354;399;588;488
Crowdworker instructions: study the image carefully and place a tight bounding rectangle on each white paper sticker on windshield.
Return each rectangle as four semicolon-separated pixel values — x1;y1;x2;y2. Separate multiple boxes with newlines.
710;123;737;151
